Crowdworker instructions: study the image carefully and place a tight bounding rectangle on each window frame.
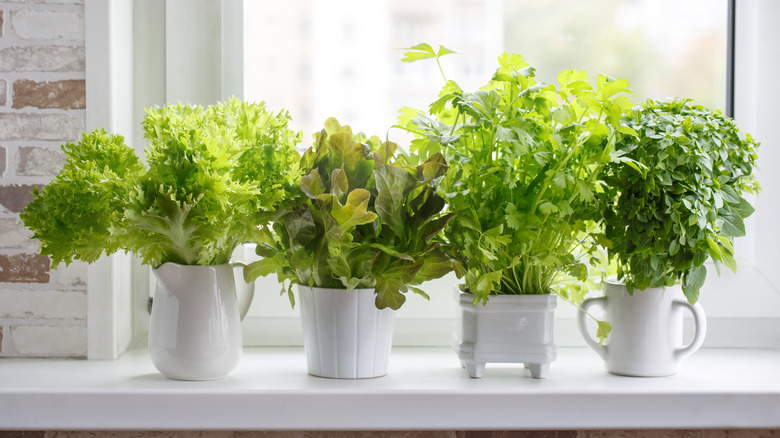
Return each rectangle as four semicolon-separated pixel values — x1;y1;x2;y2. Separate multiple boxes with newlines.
85;0;780;357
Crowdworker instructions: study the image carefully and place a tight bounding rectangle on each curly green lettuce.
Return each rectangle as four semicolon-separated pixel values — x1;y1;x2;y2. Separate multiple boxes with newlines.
22;98;302;268
21;129;145;268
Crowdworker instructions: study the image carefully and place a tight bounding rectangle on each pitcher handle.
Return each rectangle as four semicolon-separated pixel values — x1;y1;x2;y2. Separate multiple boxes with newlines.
672;298;707;361
231;260;254;322
577;296;608;361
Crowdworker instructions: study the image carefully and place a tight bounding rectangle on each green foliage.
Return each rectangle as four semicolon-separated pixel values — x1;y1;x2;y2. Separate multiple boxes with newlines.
244;118;456;310
21;129;145;268
598;98;760;303
402;43;457;83
399;47;632;311
21;98;302;268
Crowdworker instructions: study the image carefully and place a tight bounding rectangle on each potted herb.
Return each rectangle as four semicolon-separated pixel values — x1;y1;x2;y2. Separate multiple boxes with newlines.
244;117;455;379
21;98;301;380
578;98;760;376
399;45;626;378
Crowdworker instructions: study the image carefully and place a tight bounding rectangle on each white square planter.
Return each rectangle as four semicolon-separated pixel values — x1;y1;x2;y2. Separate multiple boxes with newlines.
453;293;557;379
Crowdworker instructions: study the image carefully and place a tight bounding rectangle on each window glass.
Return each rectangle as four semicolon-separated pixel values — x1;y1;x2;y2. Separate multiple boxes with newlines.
504;0;726;111
244;0;727;138
241;0;733;343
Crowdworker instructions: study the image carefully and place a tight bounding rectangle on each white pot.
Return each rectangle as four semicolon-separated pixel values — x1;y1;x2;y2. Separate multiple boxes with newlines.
298;286;394;379
149;263;242;381
453;292;557;379
578;279;707;377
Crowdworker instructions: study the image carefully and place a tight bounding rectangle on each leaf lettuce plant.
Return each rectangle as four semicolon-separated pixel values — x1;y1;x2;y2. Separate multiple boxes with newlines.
244;117;456;310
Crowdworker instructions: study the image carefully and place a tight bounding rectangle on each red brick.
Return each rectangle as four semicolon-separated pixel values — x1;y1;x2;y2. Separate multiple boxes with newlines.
0;326;3;354
0;253;50;283
12;79;85;110
0;184;44;213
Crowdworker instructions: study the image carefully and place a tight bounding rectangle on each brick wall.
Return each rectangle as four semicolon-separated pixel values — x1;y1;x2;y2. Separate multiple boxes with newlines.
0;0;88;358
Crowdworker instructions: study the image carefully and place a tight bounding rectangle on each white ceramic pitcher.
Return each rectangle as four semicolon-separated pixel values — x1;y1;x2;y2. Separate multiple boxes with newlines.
149;263;242;381
578;279;707;377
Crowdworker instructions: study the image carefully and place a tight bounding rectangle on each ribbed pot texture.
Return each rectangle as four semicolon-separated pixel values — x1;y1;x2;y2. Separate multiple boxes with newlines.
298;286;394;379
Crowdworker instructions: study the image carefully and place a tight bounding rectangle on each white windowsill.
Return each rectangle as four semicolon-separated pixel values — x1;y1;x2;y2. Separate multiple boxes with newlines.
1;347;779;431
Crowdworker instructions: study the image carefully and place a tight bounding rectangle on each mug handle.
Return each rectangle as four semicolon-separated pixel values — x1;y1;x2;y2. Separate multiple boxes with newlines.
672;298;707;361
577;297;608;361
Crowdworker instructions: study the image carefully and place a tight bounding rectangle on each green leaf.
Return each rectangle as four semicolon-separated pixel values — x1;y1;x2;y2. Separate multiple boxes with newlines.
596;321;612;346
301;168;326;199
437;45;456;57
401;43;437;63
682;264;707;304
375;277;407;310
414;248;454;282
330;168;349;199
421;212;454;241
733;197;756;219
374;164;417;238
416;152;448;183
539;201;559;215
328;131;368;170
401;43;456;64
373;140;398;165
327;254;351;279
409;286;431;300
330;189;378;230
720;210;746;237
597;74;630;100
505;203;522;230
244;256;284;282
475;270;503;296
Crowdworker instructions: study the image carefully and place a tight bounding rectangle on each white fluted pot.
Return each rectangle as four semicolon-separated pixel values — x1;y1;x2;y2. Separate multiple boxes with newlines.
298;286;394;379
149;263;242;381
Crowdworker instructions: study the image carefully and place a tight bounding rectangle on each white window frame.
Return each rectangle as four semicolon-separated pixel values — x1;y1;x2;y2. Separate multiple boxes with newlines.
84;0;244;359
84;0;780;358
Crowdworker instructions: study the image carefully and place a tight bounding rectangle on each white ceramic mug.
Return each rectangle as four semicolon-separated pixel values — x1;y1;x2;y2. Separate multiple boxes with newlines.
578;279;707;377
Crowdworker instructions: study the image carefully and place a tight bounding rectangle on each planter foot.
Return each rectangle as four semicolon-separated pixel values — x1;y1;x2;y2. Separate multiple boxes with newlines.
464;361;485;378
528;363;549;379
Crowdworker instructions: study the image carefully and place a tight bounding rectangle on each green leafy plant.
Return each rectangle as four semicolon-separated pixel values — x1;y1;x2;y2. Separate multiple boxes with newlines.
399;45;637;342
597;98;760;303
21;98;302;268
244;117;456;310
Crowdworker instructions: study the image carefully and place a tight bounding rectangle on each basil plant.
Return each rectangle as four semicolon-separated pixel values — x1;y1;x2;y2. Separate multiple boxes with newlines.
244;118;457;310
597;98;760;304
